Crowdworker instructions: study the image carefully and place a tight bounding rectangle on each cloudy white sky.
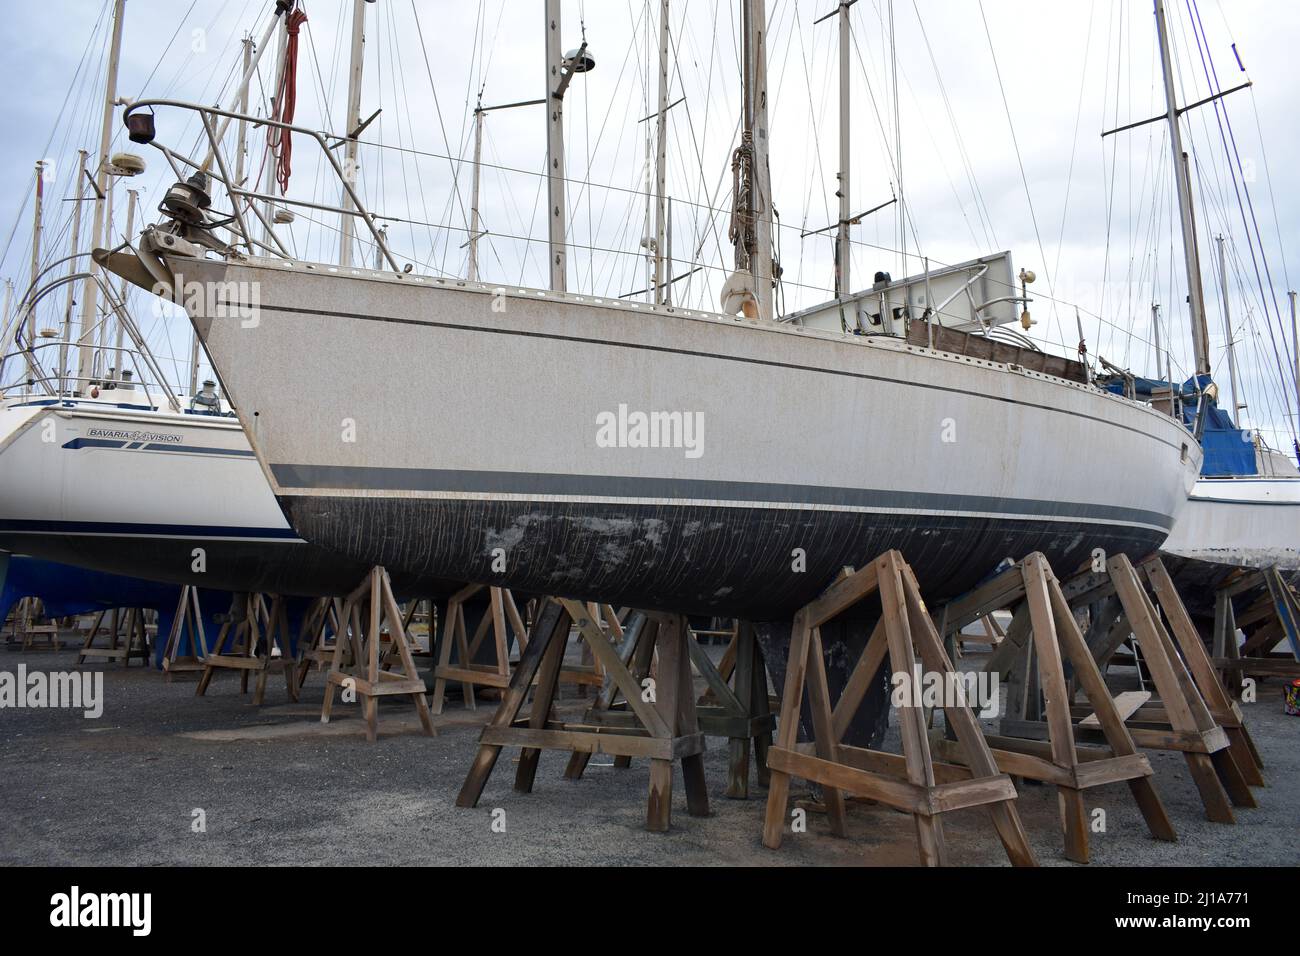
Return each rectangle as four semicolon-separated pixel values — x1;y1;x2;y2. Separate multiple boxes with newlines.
2;0;1296;447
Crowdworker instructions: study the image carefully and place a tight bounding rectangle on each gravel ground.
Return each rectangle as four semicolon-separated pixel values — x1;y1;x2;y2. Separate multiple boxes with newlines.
0;642;1295;867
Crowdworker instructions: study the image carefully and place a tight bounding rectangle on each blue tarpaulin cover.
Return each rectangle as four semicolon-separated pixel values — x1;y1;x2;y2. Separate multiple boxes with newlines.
1102;373;1256;477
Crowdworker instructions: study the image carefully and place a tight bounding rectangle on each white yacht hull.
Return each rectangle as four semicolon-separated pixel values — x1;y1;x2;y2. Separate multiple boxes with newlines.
118;254;1201;618
1162;476;1300;571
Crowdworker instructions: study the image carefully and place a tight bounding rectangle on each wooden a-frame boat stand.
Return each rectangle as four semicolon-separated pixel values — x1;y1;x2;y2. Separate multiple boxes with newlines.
763;550;1038;867
557;606;775;800
1212;564;1300;690
429;583;530;713
195;593;299;706
988;553;1262;825
456;598;709;832
319;567;434;742
936;552;1175;862
77;606;151;667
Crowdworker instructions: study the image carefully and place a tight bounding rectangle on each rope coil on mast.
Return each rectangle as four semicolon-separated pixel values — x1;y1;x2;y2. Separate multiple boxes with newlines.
271;4;309;195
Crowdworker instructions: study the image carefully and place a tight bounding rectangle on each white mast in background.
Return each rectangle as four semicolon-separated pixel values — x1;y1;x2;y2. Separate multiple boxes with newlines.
652;0;670;304
1154;0;1213;377
339;0;369;268
834;0;854;297
76;0;126;393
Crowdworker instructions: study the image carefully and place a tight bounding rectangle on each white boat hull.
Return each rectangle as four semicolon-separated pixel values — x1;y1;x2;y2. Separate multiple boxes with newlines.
122;254;1201;618
1162;476;1300;571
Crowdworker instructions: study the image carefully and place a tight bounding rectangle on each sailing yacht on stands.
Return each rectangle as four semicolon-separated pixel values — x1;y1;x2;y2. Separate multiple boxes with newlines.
99;0;1199;623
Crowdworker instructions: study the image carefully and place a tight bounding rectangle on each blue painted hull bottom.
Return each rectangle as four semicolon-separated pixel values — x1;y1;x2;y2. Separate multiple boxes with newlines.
0;553;227;667
0;553;350;667
0;532;461;601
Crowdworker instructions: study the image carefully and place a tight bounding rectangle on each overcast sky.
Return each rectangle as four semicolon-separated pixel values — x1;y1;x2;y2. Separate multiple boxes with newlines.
2;0;1296;446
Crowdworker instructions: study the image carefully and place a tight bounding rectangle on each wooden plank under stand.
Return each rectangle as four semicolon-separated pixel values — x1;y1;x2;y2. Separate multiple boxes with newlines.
319;567;434;743
762;550;1038;867
936;552;1175;863
456;599;709;833
196;593;298;706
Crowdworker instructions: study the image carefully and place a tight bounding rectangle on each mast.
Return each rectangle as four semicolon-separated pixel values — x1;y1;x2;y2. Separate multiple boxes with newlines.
835;0;852;297
467;96;547;283
1291;290;1298;457
228;33;254;254
112;188;137;378
76;0;126;393
59;150;89;390
468;103;484;282
339;0;368;268
652;0;670;304
202;6;292;176
1151;302;1162;381
1216;234;1243;421
641;23;654;304
261;14;290;244
738;0;774;321
545;0;567;292
1153;0;1212;377
97;183;115;364
23;161;46;392
28;162;45;340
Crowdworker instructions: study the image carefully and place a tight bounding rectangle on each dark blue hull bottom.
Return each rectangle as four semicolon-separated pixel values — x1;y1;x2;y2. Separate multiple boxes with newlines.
0;534;460;600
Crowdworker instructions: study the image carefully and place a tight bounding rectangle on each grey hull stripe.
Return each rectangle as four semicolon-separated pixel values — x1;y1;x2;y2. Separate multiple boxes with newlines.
270;463;1175;531
239;300;1189;454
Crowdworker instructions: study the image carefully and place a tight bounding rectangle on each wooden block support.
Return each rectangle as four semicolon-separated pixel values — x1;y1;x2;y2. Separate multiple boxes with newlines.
320;567;434;742
762;551;1037;867
457;599;709;833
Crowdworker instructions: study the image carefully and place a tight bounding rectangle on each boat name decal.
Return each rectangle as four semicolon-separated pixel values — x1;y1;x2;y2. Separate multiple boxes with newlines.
88;427;183;444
